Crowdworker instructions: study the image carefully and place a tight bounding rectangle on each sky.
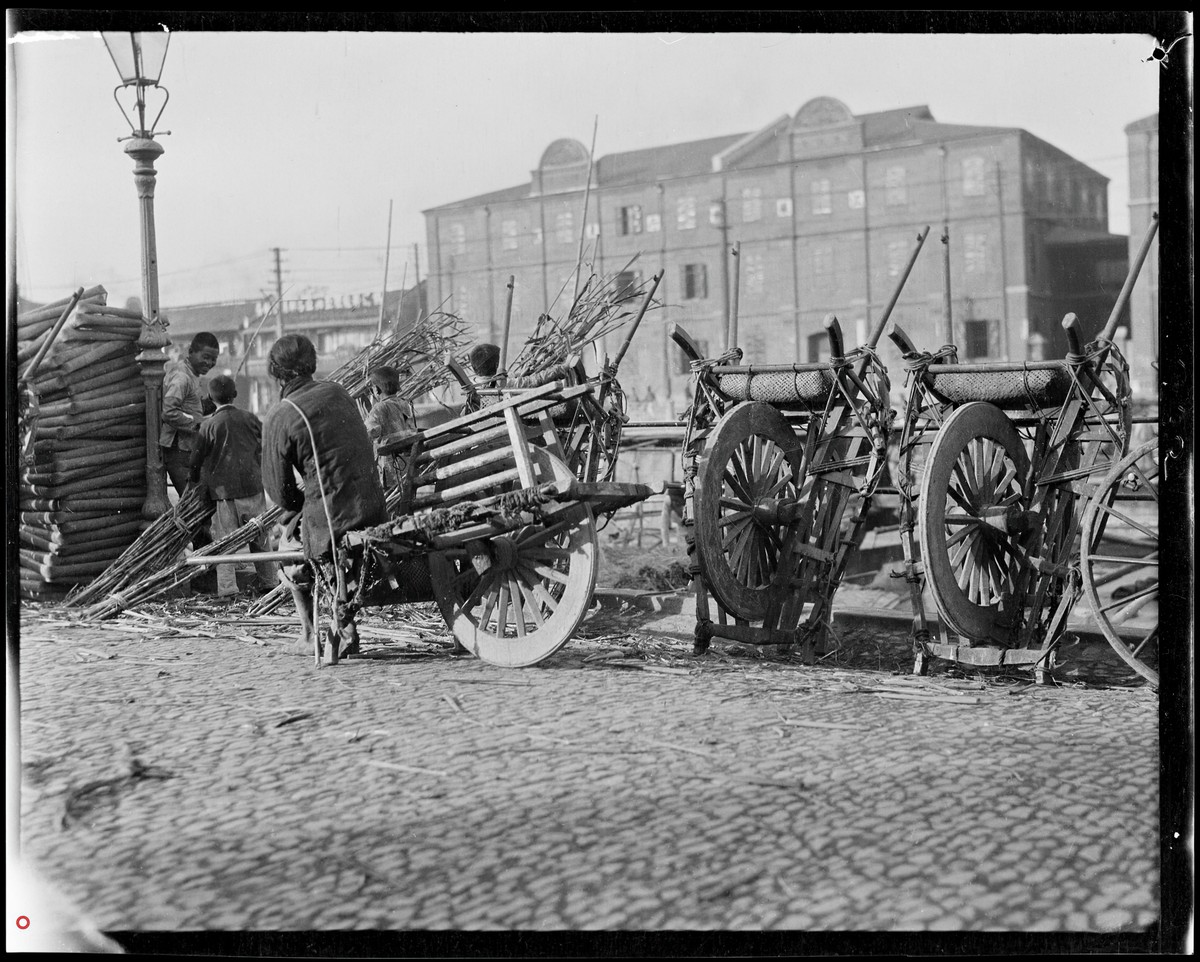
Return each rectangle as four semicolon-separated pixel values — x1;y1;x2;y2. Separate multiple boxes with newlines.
8;16;1167;311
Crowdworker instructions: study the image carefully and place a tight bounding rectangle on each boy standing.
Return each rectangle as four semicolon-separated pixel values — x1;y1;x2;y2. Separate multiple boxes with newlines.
188;375;280;599
362;364;417;490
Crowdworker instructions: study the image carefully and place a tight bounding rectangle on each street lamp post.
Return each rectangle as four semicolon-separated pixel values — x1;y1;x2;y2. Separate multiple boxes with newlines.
101;30;172;522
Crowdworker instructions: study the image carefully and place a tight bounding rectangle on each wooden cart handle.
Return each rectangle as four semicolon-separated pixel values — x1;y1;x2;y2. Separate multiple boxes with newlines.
823;314;845;360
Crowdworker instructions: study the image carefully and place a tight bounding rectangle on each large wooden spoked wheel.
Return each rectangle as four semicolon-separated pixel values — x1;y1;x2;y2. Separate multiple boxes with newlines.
429;450;598;667
1081;439;1159;686
918;402;1033;643
693;401;807;621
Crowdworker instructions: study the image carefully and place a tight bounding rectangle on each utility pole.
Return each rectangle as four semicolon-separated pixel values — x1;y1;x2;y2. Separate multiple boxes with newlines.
271;247;286;340
995;160;1010;360
412;242;425;319
939;146;953;346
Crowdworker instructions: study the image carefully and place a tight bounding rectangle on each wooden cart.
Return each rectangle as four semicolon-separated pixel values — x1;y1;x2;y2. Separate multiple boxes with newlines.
304;379;655;667
670;230;929;659
888;214;1159;683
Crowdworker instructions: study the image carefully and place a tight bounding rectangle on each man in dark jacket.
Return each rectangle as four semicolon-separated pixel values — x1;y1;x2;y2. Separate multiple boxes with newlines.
262;335;388;658
188;375;279;599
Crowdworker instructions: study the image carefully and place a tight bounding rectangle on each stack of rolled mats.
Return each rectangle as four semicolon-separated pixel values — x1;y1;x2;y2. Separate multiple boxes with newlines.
17;287;149;600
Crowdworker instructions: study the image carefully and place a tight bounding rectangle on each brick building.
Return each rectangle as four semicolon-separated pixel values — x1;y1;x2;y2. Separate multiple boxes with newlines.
423;96;1130;413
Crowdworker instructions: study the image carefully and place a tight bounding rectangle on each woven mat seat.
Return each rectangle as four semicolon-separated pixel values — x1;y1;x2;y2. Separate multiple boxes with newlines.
924;365;1073;409
715;367;836;405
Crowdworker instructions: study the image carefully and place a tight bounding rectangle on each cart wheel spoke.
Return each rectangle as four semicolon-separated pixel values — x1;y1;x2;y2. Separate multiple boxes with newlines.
719;510;752;528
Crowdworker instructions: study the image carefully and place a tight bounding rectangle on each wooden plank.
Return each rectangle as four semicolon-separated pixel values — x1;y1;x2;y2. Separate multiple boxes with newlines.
505;407;539;488
409;467;523;508
377;381;592;455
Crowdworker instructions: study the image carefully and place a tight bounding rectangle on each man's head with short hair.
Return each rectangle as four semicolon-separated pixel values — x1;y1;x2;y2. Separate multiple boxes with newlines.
187;331;220;376
268;334;318;385
469;343;501;378
208;375;237;406
370;365;401;395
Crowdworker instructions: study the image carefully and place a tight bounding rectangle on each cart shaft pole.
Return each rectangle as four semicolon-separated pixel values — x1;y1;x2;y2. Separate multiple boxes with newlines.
1101;212;1159;343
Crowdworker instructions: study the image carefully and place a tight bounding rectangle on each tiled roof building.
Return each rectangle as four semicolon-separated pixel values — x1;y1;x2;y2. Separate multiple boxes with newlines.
423;97;1130;409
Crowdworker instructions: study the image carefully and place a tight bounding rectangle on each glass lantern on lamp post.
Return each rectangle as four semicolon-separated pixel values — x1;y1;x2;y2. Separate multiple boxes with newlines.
101;29;172;521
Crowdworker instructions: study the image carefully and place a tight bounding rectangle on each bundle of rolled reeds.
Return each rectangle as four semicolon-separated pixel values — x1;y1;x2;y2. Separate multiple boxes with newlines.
63;486;214;608
80;504;285;620
329;310;472;412
507;256;659;379
18;288;153;601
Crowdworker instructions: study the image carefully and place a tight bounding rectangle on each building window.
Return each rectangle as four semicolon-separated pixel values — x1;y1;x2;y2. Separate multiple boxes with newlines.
886;239;907;278
811;246;834;290
1093;191;1105;223
682;263;708;300
1097;259;1127;286
962;156;986;197
501;219;519;251
585;221;600;238
645;213;662;232
847;189;865;210
446;222;466;256
614;271;641;299
677;197;697;230
776;198;793;218
708;202;725;227
674;337;708;375
806;331;829;363
533;227;543;246
885;166;907;206
743;330;766;361
811;179;832;215
1024;158;1038;196
454;284;471;319
741;187;763;223
555;211;574;244
619;205;643;236
964;232;988;274
743;252;765;295
964;319;991;359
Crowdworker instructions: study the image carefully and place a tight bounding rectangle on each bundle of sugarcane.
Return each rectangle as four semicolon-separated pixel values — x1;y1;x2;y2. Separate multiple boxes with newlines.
80;504;285;620
18;287;153;600
507;256;660;379
62;486;214;608
246;581;290;617
328;310;472;409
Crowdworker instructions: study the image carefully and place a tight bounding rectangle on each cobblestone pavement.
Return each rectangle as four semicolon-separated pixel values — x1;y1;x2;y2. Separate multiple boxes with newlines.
11;589;1172;948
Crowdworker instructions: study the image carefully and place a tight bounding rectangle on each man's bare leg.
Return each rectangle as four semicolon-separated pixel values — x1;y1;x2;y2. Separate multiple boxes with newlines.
290;584;316;656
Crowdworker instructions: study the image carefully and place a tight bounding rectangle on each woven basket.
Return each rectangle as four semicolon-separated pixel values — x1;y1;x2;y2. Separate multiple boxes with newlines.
715;367;836;405
925;365;1073;409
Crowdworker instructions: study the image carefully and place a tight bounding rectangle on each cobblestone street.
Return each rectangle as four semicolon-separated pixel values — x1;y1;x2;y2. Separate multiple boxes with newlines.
9;589;1178;953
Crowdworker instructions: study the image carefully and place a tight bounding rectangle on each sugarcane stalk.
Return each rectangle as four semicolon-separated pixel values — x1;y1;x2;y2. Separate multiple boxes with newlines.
80;504;284;618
